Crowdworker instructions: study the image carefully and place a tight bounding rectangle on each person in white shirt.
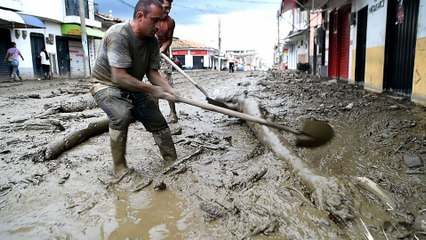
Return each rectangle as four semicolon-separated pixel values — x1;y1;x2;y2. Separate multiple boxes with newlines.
40;48;51;80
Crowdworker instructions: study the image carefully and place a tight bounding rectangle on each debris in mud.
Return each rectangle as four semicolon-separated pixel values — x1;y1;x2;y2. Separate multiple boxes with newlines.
404;154;423;169
199;201;226;222
413;210;426;232
58;172;70;184
246;143;265;159
163;147;203;175
154;181;167;191
229;167;268;190
44;116;109;160
0;70;424;239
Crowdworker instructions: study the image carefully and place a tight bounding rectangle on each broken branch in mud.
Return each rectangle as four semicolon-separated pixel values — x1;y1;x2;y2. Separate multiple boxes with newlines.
0;119;65;132
44;116;108;160
9;94;98;124
37;94;97;119
359;218;374;240
163;147;203;175
44;116;109;160
190;139;227;150
355;176;397;210
237;97;355;222
229;168;268;190
43;94;97;113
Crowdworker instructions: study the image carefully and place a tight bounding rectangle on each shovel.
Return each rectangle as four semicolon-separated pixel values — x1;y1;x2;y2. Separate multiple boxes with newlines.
178;96;334;148
161;53;230;109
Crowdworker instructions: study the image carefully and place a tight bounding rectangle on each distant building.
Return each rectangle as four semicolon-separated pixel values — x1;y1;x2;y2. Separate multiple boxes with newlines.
225;50;259;71
171;38;218;70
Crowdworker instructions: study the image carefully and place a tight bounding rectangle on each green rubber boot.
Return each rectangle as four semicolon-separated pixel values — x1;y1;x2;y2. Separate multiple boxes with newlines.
152;128;177;162
168;101;178;123
109;128;129;177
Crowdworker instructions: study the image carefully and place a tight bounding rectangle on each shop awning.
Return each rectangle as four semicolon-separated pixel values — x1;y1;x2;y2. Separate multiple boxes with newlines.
280;0;328;14
284;29;308;43
0;9;45;29
61;24;104;39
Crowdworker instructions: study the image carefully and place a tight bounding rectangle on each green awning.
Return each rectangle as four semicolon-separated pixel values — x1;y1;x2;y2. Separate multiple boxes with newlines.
87;27;104;38
61;23;104;39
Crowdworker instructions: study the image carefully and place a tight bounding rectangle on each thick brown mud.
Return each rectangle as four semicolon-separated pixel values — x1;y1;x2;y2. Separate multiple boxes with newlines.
0;70;424;239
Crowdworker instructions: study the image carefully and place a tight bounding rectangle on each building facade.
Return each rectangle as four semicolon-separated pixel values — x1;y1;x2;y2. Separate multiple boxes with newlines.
280;0;426;106
171;38;218;70
0;0;103;80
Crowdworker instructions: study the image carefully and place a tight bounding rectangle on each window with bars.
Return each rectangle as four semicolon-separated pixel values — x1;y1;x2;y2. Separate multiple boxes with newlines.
65;0;89;18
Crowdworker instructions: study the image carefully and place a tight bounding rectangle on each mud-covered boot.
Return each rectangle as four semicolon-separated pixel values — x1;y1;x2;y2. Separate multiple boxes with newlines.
168;101;178;123
152;128;177;162
109;128;129;177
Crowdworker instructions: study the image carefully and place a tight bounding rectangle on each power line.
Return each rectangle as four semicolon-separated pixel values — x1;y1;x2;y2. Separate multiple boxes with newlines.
109;0;279;16
226;0;277;3
173;3;221;14
174;0;278;15
116;0;134;9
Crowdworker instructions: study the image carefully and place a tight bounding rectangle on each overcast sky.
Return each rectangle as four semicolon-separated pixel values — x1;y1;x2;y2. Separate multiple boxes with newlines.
96;0;286;65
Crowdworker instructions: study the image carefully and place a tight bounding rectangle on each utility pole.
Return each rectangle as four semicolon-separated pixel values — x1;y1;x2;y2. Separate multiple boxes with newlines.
79;0;90;78
275;10;280;70
218;16;221;71
277;10;280;46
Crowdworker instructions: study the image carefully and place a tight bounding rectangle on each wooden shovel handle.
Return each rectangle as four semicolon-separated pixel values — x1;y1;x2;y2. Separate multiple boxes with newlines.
161;53;209;97
178;97;300;135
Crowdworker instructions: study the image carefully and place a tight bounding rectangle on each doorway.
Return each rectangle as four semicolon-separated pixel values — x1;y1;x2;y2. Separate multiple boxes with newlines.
383;0;419;95
355;6;368;85
30;33;45;78
56;36;71;77
192;56;204;69
0;28;12;79
328;4;351;80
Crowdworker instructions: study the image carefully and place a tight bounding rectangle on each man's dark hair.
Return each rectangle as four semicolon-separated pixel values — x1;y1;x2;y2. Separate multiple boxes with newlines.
133;0;163;19
158;0;173;3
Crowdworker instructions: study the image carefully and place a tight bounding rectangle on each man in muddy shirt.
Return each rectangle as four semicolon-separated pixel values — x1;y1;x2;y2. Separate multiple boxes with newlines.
90;0;178;177
156;0;178;123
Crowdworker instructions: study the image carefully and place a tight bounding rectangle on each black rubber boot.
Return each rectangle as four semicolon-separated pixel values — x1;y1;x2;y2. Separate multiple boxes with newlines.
152;128;177;162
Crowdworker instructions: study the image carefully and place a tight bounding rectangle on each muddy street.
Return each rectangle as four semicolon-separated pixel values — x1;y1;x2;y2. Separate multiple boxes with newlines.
0;70;425;239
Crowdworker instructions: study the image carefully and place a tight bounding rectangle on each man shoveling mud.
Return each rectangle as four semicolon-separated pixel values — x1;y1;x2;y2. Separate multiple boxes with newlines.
156;0;178;123
90;0;178;178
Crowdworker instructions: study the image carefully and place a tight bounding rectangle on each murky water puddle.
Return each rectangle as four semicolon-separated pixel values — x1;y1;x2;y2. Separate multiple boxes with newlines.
104;188;189;239
0;182;192;239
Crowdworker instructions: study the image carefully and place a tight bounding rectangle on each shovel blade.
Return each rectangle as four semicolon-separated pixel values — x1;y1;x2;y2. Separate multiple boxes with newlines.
296;120;334;148
206;97;233;109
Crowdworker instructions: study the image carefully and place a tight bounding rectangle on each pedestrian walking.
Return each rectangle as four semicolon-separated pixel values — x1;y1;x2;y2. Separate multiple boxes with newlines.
172;55;181;70
4;42;24;81
40;48;51;80
228;58;235;75
156;0;178;123
90;0;179;178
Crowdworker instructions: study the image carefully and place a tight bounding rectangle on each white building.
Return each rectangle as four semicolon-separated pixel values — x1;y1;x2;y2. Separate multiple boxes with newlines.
0;0;103;80
171;38;218;70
